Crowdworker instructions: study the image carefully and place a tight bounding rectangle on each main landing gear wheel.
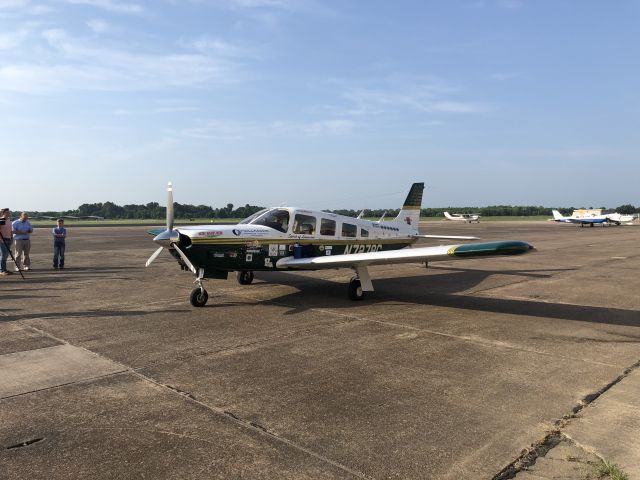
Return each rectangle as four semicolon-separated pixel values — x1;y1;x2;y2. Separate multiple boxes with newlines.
190;288;208;307
348;278;365;301
237;271;254;285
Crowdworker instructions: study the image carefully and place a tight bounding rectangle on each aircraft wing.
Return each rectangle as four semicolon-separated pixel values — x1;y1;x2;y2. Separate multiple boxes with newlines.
276;240;533;270
413;234;479;240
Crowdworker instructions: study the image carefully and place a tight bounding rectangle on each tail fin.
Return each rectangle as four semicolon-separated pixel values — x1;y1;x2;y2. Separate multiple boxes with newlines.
443;211;454;220
552;210;564;220
394;182;424;227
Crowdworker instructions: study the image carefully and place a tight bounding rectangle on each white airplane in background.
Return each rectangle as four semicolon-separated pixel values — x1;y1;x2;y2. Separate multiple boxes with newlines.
444;212;480;223
146;182;534;306
605;213;636;225
551;210;608;227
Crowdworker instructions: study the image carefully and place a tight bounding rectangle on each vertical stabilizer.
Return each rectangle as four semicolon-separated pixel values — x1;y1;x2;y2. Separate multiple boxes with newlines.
552;210;565;221
394;182;424;228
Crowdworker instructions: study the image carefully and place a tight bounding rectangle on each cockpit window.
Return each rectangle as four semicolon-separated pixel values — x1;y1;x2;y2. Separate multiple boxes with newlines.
251;208;290;233
239;209;268;224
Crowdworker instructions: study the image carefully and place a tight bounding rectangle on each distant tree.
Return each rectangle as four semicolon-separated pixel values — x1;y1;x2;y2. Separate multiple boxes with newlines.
615;204;636;215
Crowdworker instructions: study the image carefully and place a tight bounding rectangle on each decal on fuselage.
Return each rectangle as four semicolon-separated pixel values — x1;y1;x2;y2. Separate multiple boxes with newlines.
344;244;382;254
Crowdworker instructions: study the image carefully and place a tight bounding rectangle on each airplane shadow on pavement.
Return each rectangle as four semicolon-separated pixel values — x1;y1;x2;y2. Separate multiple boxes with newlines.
242;268;640;329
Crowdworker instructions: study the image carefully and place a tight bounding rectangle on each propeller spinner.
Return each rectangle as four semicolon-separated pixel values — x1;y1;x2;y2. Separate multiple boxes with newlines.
145;182;197;274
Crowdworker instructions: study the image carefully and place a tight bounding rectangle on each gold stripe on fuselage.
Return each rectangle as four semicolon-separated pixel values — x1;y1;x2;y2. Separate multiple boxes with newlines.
190;238;415;246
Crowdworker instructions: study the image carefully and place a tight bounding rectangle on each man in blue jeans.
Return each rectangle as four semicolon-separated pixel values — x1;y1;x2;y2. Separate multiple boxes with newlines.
0;208;13;276
53;218;67;269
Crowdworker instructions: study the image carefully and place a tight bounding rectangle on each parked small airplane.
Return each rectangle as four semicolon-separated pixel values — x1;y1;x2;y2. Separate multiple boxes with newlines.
146;183;534;307
444;211;480;223
551;210;609;227
605;213;635;225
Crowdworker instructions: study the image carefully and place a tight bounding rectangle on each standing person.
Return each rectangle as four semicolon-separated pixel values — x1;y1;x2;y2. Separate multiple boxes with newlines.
52;218;67;269
0;208;12;276
12;212;33;271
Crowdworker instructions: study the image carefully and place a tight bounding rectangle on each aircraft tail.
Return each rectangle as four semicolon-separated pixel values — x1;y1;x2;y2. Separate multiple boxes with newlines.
393;182;424;227
552;210;564;220
443;211;454;220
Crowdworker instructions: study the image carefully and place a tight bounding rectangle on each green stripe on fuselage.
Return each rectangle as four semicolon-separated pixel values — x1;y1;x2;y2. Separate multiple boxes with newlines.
448;241;533;258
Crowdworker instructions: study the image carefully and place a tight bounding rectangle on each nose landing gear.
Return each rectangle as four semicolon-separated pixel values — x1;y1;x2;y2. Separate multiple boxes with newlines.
190;287;208;307
190;268;209;307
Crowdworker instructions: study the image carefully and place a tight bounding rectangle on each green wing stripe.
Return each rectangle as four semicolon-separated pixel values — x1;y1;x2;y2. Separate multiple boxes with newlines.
448;241;533;257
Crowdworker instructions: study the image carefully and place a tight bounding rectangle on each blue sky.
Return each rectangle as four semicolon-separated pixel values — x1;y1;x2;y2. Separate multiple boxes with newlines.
1;0;639;211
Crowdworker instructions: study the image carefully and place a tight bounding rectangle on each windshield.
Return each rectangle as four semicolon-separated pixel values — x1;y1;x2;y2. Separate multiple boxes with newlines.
239;209;268;224
250;208;290;233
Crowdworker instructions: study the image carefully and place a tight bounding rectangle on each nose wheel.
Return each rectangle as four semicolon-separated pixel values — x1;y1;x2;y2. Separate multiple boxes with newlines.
190;287;208;307
190;269;208;307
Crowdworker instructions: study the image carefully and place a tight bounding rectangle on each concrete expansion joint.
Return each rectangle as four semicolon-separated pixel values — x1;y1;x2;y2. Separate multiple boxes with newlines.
136;374;371;480
492;358;640;480
164;384;196;400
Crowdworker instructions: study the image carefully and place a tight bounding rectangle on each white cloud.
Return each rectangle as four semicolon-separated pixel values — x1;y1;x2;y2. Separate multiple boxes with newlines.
182;117;355;140
62;0;143;14
0;0;29;9
0;28;247;93
86;18;108;33
0;28;29;49
335;76;486;116
179;35;254;58
431;101;486;113
0;0;52;15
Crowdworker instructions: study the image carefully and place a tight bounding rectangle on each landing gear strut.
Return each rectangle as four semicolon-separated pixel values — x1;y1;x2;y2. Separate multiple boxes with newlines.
348;266;374;301
237;271;254;285
190;268;208;307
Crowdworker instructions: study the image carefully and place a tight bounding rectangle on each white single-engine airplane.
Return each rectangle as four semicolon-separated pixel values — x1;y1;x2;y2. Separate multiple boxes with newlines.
605;213;636;225
146;183;534;307
551;210;609;227
444;211;481;223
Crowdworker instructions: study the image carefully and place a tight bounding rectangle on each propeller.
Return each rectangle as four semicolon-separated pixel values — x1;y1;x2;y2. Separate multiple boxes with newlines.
145;182;197;274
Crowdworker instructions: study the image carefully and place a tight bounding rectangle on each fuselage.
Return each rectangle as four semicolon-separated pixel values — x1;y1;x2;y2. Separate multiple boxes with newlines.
169;207;419;278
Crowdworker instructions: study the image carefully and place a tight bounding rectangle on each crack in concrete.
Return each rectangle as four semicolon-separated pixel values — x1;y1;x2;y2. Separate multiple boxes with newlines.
134;373;372;480
492;358;640;480
164;384;196;400
18;323;371;479
6;437;45;450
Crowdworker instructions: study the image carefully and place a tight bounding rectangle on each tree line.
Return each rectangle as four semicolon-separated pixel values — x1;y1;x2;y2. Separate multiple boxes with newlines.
25;202;639;220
